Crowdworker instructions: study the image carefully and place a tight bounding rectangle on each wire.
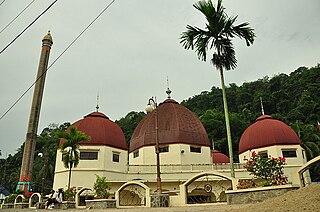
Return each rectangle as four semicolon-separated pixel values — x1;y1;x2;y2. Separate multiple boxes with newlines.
0;0;117;121
0;0;58;55
0;0;6;7
0;0;37;35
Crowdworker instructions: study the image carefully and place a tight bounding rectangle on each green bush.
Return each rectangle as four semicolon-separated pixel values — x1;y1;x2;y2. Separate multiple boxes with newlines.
93;175;110;199
5;194;17;203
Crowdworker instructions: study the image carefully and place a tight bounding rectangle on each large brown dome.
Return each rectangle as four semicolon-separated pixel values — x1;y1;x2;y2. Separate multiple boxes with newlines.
129;99;210;152
61;111;127;150
239;115;301;154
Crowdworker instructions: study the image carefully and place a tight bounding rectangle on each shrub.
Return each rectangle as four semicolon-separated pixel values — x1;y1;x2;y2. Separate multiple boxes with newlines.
236;179;256;189
4;194;17;203
93;175;110;199
243;151;288;186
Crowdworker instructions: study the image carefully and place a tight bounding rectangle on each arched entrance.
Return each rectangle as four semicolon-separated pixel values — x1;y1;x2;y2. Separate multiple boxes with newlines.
181;172;236;205
116;181;150;207
75;188;94;208
28;193;41;209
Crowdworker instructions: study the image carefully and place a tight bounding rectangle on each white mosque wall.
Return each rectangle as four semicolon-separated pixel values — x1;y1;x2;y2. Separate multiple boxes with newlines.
238;144;307;185
129;144;212;165
53;145;128;190
53;144;307;193
238;144;306;165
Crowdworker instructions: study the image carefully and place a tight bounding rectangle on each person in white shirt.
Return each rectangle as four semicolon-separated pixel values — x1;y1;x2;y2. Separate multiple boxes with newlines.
56;188;64;203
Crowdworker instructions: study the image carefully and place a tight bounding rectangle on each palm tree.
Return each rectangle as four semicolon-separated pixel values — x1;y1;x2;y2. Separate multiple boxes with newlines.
180;0;255;177
291;120;320;160
57;126;90;189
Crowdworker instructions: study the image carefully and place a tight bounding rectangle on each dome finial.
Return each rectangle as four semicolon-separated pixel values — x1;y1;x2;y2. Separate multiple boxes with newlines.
96;92;99;112
166;76;172;99
260;96;265;115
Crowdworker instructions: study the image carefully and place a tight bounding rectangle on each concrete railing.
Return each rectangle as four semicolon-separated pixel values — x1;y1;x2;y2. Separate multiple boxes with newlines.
128;163;245;173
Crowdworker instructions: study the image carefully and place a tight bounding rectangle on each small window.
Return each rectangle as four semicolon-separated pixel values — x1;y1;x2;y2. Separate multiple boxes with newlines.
258;151;268;158
190;146;201;153
80;152;98;160
133;151;139;158
159;146;169;153
282;150;297;158
112;153;120;162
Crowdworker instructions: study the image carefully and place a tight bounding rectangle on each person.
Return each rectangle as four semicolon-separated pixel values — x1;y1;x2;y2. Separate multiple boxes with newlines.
56;188;64;203
46;190;56;209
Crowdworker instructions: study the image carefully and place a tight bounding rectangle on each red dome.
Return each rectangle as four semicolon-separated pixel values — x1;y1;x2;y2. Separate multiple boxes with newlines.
239;115;301;154
61;111;127;150
129;99;210;152
212;150;229;163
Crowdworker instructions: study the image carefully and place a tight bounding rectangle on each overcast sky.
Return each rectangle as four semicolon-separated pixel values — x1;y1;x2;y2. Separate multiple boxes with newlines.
0;0;319;157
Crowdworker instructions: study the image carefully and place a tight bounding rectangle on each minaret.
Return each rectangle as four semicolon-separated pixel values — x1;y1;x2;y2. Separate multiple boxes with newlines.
17;31;53;192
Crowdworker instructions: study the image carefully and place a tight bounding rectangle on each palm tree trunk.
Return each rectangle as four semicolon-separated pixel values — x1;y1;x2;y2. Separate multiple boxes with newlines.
68;161;72;189
219;68;235;178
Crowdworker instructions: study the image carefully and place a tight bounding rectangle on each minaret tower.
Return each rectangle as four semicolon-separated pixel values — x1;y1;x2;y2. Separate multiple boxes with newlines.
17;31;53;192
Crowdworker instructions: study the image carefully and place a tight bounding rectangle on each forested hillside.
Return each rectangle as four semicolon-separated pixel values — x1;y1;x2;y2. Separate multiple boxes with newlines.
182;65;320;162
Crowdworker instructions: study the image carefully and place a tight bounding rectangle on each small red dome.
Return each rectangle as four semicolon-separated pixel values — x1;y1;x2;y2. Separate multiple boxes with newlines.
61;111;127;150
129;99;210;152
212;150;229;163
239;115;301;154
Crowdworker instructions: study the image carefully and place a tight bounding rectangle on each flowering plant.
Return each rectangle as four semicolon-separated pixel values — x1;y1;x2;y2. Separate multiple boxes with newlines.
243;151;288;186
64;187;76;201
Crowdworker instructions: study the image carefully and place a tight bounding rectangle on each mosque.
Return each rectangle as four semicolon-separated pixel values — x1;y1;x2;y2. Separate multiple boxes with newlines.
53;89;309;206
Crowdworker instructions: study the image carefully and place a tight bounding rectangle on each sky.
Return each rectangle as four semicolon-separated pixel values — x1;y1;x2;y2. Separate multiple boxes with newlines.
0;0;319;157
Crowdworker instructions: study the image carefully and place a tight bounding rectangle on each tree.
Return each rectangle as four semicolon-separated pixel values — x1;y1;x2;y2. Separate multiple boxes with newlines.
180;0;255;177
57;126;90;189
291;120;320;160
32;122;70;194
115;111;145;147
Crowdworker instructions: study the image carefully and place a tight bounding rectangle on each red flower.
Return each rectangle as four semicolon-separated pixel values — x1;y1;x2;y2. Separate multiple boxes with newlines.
252;151;257;157
279;157;286;162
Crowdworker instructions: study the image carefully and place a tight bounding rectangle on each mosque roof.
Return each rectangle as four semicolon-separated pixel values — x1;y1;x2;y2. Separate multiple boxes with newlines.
212;150;230;163
239;115;301;154
62;111;127;150
129;98;210;152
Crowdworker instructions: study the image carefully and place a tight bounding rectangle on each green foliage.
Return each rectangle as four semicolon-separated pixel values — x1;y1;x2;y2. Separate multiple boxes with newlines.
0;123;70;194
4;194;17;203
182;66;320;161
244;152;288;186
115;111;145;147
93;175;110;199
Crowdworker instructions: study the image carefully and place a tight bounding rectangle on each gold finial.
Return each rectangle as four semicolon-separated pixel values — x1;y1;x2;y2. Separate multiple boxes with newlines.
43;30;53;43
